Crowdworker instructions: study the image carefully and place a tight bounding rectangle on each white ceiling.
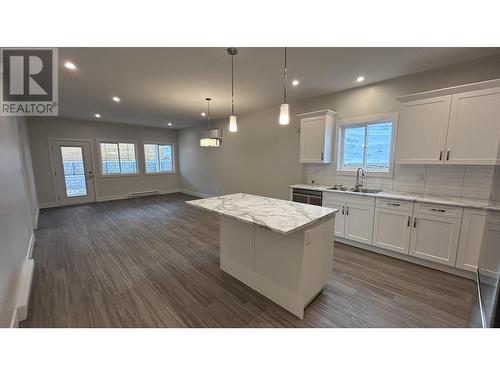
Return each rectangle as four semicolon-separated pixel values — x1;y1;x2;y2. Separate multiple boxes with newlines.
58;47;500;129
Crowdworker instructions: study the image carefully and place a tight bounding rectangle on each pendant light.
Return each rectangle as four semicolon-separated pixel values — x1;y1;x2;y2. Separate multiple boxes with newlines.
227;47;238;133
200;97;222;147
279;47;290;125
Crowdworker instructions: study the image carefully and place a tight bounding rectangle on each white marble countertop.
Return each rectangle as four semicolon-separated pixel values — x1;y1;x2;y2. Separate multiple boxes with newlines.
186;193;337;235
290;184;500;212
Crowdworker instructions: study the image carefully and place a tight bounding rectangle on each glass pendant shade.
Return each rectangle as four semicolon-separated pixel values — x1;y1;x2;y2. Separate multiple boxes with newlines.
229;115;238;132
200;138;220;147
279;103;290;125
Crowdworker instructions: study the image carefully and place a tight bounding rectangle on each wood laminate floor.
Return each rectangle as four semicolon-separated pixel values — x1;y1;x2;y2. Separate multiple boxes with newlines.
21;193;481;328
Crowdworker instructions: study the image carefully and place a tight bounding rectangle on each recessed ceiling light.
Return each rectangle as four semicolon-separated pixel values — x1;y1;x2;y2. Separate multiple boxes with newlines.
356;76;365;83
292;79;300;86
64;61;77;70
112;96;121;102
94;113;101;118
201;112;206;117
167;122;172;126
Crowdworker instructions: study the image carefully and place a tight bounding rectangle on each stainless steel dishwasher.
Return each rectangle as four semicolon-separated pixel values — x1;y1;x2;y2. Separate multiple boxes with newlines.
291;188;323;206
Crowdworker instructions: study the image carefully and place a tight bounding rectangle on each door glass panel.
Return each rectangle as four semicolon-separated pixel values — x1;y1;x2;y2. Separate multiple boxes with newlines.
61;146;87;197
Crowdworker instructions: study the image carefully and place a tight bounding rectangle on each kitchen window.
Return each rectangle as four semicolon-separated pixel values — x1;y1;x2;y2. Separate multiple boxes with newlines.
144;144;174;174
99;142;138;175
336;113;398;176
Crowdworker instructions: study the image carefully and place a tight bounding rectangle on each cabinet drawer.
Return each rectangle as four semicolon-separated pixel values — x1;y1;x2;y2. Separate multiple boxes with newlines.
344;195;375;207
414;202;463;218
323;192;346;206
376;198;414;213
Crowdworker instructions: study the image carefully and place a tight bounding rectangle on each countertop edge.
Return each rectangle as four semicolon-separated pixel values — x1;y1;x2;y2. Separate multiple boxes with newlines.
290;184;500;212
186;199;338;235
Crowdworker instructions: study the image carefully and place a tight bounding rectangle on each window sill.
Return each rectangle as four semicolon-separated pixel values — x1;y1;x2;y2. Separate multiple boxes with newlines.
335;169;393;178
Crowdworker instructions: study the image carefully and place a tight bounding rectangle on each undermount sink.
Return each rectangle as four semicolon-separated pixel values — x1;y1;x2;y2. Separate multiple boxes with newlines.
349;187;383;194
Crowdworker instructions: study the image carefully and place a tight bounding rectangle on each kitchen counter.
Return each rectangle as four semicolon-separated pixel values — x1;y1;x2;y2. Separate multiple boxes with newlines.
187;192;337;235
290;184;500;211
188;192;337;319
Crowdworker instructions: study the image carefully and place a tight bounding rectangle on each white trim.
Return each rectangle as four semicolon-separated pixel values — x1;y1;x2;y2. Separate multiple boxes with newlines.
335;112;399;178
297;109;336;118
97;139;140;177
9;258;35;328
34;208;39;229
180;189;212;198
27;231;35;259
95;188;182;202
397;78;500;102
143;142;177;174
335;237;475;279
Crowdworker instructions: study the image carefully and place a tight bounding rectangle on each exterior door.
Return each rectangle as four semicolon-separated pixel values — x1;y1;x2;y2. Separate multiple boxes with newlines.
51;140;96;205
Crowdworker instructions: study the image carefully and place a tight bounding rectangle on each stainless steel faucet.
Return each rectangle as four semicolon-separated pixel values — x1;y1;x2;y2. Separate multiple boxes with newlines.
355;167;366;191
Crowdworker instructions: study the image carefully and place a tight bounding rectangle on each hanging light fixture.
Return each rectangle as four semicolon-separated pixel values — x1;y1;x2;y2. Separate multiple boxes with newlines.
200;97;222;147
227;47;238;133
279;47;290;125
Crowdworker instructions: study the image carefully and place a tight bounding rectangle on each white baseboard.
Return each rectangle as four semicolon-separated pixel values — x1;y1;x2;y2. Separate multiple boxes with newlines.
9;258;35;328
180;189;212;198
335;237;475;280
34;208;39;229
27;232;35;259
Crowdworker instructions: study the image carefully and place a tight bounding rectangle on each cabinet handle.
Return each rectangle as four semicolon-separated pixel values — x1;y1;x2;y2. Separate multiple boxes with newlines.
407;216;411;227
346;206;349;215
446;149;450;161
430;208;446;213
387;202;400;207
439;150;443;161
342;206;345;215
321;152;324;161
413;217;417;228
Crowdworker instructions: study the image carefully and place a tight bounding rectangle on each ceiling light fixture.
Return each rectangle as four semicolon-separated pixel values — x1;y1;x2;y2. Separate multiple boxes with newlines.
64;61;77;70
279;47;290;126
201;112;206;117
112;96;121;102
356;76;365;83
94;113;101;118
167;122;172;126
200;97;222;147
292;79;300;86
227;48;238;133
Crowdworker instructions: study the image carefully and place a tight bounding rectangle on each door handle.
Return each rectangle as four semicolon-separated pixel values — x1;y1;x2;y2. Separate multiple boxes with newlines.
88;171;94;178
413;217;417;228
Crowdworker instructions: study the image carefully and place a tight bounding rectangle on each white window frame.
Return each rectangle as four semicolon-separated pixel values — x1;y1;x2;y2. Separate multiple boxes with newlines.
335;113;398;177
97;140;140;177
143;143;176;175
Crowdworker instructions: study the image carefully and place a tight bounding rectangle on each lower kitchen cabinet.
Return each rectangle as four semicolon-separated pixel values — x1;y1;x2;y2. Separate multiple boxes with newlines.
456;209;487;271
344;203;375;245
409;204;463;266
373;208;412;254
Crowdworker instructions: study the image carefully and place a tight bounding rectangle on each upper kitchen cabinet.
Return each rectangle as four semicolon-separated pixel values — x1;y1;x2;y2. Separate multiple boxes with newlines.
298;110;335;163
396;95;451;164
396;79;500;165
446;87;500;165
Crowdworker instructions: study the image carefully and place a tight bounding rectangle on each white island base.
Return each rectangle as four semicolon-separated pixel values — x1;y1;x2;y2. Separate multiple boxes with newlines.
219;215;335;319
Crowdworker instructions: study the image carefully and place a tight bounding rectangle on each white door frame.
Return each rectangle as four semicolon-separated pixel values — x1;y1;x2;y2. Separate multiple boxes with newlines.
48;137;97;206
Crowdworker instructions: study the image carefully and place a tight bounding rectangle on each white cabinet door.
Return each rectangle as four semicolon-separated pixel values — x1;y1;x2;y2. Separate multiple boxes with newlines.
479;219;500;280
409;213;462;266
445;87;500;165
345;203;374;245
299;113;334;163
397;95;451;164
373;208;412;254
323;197;345;238
456;209;487;271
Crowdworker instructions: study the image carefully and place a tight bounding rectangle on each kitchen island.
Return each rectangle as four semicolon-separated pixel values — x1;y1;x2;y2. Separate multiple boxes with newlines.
187;193;337;319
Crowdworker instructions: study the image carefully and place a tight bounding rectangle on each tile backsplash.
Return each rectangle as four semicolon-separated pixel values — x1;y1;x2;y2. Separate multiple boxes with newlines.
304;164;500;201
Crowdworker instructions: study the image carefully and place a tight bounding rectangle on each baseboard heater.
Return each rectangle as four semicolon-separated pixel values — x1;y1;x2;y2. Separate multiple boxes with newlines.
128;190;160;198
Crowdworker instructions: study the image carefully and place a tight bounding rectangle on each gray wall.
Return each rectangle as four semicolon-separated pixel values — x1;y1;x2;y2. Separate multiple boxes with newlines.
27;117;181;207
0;116;36;327
178;54;500;200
